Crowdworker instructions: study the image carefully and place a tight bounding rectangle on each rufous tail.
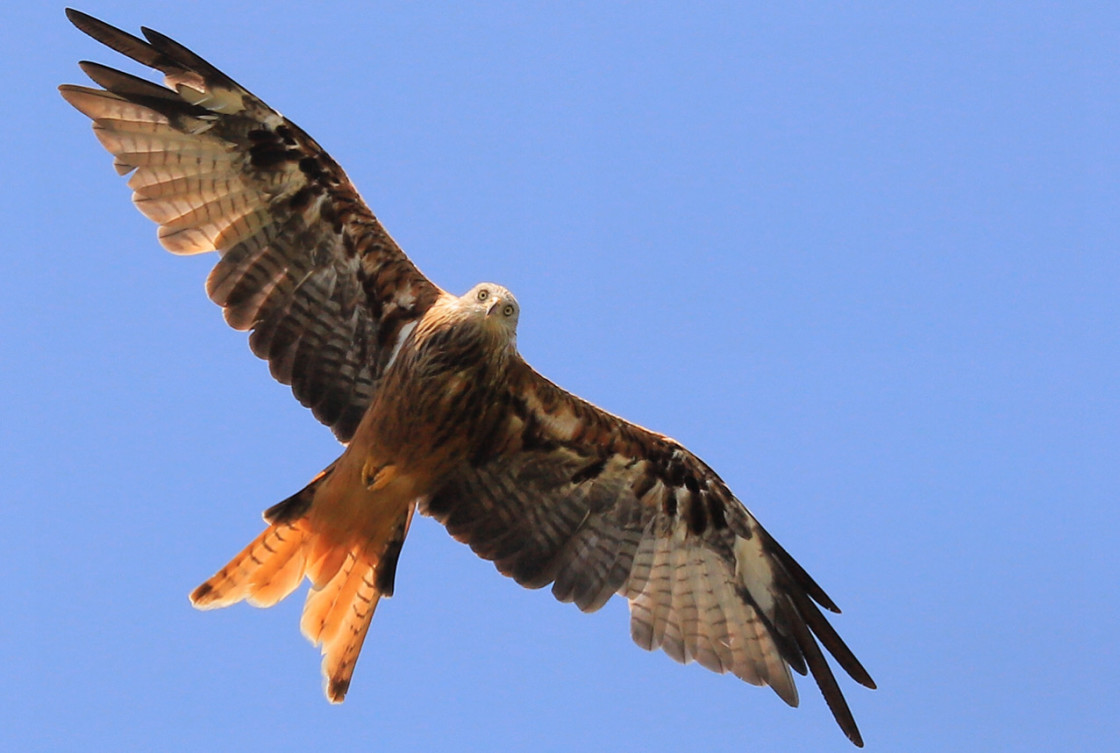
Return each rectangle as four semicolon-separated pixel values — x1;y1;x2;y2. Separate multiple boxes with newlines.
301;541;385;702
190;519;312;609
189;471;415;702
299;502;414;701
189;472;323;610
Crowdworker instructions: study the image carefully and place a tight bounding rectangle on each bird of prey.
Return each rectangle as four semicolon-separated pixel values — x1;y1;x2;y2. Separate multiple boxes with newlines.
60;8;875;745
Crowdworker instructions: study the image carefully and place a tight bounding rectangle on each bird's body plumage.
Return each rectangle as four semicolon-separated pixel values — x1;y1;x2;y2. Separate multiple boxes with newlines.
61;8;874;745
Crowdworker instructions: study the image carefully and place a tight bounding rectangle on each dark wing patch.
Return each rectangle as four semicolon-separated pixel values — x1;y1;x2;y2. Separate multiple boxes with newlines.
423;360;875;746
60;10;442;440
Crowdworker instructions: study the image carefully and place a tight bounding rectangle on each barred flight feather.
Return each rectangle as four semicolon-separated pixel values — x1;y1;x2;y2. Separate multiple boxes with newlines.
423;361;875;744
60;8;440;442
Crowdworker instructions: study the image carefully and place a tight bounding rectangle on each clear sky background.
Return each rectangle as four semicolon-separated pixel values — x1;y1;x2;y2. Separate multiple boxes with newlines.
2;2;1116;751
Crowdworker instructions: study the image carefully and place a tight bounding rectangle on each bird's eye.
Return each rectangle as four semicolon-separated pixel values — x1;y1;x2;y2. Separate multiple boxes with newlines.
502;304;515;317
477;289;490;302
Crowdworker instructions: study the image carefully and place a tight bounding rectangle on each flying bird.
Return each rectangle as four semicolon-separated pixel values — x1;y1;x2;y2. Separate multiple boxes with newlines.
60;8;875;745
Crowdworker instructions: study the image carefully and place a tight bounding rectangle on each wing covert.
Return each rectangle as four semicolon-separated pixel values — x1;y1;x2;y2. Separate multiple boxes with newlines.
59;9;443;440
423;359;875;745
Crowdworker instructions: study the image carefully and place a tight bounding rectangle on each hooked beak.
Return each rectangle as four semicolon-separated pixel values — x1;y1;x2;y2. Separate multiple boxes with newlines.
486;298;503;317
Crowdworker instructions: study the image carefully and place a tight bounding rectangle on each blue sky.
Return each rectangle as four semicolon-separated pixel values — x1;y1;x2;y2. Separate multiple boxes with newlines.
2;2;1117;751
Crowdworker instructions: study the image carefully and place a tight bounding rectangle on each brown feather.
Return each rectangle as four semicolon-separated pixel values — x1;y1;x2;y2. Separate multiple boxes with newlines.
60;11;442;442
424;357;873;740
63;10;872;743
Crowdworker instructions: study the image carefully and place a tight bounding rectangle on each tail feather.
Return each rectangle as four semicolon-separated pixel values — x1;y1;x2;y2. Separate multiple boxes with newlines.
190;521;310;609
306;536;352;590
188;469;415;704
302;551;371;647
191;520;384;702
248;529;309;608
301;548;383;703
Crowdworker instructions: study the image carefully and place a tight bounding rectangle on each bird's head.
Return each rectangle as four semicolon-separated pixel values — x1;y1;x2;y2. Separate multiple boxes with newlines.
461;282;520;347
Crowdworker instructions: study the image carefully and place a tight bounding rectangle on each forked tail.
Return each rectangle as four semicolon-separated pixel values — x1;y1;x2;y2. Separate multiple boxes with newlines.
189;471;415;701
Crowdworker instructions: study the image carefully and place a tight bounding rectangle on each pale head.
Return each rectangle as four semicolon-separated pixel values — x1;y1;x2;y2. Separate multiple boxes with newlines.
460;282;520;347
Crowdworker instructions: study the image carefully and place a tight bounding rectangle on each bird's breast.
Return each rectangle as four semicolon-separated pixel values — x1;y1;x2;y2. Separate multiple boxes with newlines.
352;317;510;482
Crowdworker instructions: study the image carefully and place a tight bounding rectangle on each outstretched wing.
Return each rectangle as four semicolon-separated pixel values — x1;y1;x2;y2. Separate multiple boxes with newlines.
59;9;442;441
424;359;876;746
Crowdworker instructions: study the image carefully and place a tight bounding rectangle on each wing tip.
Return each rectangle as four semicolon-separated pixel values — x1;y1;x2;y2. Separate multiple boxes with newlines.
64;7;91;27
65;8;155;62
